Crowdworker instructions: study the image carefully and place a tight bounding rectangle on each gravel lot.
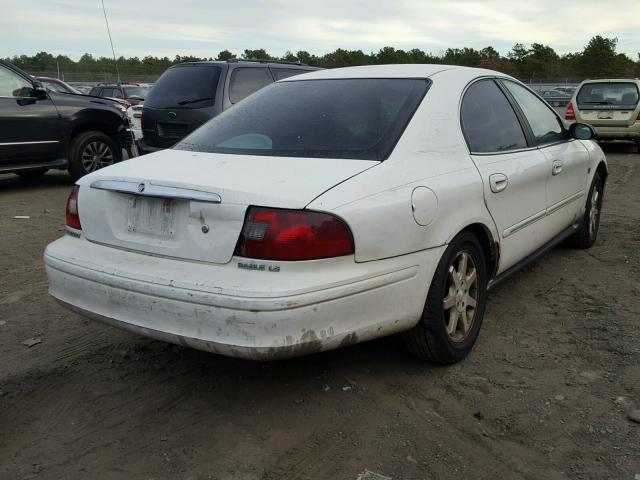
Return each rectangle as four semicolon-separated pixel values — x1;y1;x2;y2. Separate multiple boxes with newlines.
1;143;639;480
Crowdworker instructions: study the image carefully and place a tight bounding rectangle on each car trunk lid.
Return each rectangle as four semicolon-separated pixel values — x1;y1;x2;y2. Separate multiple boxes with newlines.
76;149;376;264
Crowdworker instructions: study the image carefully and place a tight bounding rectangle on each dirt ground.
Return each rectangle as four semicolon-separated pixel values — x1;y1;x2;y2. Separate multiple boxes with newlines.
1;143;639;480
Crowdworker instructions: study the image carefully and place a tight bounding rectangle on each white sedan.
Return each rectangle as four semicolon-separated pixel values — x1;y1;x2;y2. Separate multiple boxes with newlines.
44;65;607;363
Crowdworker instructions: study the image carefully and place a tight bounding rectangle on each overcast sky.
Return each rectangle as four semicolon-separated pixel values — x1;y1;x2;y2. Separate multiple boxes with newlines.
2;0;639;59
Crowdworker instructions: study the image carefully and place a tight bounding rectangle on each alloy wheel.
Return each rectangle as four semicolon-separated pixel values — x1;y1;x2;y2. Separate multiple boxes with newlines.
589;187;600;239
442;251;479;343
81;141;114;172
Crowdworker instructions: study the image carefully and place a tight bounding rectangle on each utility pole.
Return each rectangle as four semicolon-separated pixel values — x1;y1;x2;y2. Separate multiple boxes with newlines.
101;0;121;85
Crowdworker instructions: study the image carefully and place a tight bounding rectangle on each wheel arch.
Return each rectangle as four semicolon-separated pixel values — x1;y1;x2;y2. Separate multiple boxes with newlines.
595;161;608;188
70;121;121;146
454;222;500;280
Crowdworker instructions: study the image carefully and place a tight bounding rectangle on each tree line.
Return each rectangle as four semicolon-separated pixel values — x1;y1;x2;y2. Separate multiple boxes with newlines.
5;36;639;82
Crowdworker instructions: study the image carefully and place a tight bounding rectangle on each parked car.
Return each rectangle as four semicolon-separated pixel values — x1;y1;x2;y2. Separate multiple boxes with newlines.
552;86;577;96
539;89;571;107
0;60;133;179
138;59;318;154
127;103;143;144
36;76;82;95
45;64;607;364
88;83;149;106
566;79;640;151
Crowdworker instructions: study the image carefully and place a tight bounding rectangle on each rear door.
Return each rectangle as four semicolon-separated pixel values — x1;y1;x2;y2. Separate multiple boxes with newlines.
575;81;640;126
461;79;550;273
0;63;62;164
502;80;589;235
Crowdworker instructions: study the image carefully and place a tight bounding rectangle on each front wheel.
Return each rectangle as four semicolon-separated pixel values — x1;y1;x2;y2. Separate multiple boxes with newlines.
68;131;121;180
403;232;488;364
567;173;603;249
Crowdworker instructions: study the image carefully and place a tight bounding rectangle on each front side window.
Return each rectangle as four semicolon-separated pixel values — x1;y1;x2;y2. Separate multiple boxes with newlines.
461;79;528;153
0;66;32;97
229;68;273;104
176;78;429;161
503;81;567;146
101;88;115;98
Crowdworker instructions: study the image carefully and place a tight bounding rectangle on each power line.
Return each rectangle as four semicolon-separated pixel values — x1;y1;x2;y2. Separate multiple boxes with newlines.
101;0;121;85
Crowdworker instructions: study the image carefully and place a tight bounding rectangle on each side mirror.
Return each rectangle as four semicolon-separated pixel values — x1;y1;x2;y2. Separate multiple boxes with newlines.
33;85;48;100
569;122;596;140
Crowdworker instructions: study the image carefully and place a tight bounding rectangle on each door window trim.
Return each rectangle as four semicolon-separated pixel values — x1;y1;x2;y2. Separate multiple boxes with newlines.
497;79;571;149
460;76;573;155
459;77;535;155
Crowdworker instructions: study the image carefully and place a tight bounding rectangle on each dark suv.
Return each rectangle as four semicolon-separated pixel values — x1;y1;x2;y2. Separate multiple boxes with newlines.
0;60;132;180
88;84;149;106
139;59;318;154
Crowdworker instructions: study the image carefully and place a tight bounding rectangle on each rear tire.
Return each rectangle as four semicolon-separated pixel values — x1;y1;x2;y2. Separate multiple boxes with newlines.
16;168;48;179
567;173;603;249
68;131;120;180
403;232;488;364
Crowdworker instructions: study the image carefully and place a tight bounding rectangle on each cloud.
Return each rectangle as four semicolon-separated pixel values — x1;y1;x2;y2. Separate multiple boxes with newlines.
1;0;639;59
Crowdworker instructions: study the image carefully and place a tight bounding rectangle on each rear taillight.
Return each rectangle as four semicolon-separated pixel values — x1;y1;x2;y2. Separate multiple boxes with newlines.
235;207;354;261
66;186;81;230
636;111;640;123
565;102;576;121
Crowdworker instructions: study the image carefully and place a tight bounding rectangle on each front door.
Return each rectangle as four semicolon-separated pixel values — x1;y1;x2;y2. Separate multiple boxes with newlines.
501;80;590;235
0;63;62;165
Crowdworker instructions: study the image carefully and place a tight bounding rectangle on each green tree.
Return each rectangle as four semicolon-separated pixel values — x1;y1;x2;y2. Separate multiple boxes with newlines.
216;50;234;61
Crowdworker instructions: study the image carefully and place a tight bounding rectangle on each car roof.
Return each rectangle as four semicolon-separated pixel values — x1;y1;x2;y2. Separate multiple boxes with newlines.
278;64;513;82
174;60;315;69
579;78;640;84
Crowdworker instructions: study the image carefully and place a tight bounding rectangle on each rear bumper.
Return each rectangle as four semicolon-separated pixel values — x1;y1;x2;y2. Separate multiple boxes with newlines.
591;123;640;140
137;138;165;154
44;235;443;360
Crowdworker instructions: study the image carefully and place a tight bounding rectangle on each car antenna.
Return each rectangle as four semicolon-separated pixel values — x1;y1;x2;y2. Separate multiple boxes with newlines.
101;0;121;86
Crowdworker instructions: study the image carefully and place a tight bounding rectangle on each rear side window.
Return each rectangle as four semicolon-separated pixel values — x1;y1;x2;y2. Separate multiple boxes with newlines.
577;82;639;108
461;80;528;153
229;68;273;104
145;65;221;109
503;81;567;146
272;68;310;80
176;78;429;161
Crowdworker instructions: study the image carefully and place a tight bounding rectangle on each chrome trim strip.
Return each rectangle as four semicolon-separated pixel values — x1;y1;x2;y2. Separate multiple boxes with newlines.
503;190;585;238
90;180;222;203
503;210;546;238
546;191;584;215
0;140;59;146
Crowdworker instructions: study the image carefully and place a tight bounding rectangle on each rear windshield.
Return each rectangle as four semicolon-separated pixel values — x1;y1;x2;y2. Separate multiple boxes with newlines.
175;78;429;160
124;86;149;99
145;65;221;109
577;82;639;108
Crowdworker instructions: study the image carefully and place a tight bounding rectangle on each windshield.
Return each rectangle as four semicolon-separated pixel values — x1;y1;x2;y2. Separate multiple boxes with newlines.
145;65;221;109
175;78;429;161
124;86;149;99
41;80;81;94
577;82;639;107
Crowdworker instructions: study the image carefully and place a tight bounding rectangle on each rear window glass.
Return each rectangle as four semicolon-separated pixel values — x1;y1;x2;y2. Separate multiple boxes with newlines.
461;80;528;153
175;78;429;161
124;86;149;99
577;82;639;107
229;68;273;104
273;68;311;80
145;65;221;109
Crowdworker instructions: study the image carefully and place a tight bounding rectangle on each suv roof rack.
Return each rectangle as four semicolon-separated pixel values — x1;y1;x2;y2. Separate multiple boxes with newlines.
226;58;307;66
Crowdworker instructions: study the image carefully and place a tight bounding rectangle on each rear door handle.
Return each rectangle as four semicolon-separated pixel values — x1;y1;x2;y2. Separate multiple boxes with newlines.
489;173;508;193
552;160;563;175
